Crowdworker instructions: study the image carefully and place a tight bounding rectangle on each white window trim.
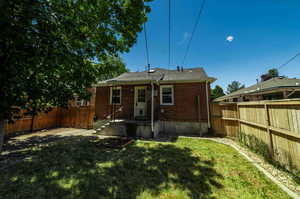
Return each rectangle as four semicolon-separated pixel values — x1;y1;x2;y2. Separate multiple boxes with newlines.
76;99;87;107
160;85;174;105
74;96;89;107
110;87;122;105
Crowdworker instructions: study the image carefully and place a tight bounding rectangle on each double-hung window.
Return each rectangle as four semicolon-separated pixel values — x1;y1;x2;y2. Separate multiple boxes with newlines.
160;85;174;105
74;96;89;107
110;87;121;105
76;99;88;107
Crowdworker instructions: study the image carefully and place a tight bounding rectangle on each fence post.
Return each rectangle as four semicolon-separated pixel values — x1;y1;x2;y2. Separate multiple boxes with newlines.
237;103;241;139
264;103;274;157
30;115;35;132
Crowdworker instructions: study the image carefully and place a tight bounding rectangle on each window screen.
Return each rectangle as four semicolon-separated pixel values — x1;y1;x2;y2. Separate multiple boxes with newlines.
137;89;146;102
161;86;173;105
111;88;121;104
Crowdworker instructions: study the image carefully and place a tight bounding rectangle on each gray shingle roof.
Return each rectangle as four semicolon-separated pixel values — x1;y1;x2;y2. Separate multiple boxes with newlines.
98;67;216;85
215;77;300;102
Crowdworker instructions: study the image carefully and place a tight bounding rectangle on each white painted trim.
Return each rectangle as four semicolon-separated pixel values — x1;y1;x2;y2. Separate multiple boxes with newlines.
160;85;174;105
96;78;216;87
110;86;122;105
134;86;147;118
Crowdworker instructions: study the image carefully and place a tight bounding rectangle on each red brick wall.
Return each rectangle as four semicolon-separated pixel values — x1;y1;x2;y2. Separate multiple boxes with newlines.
95;85;135;120
95;82;209;122
158;83;208;122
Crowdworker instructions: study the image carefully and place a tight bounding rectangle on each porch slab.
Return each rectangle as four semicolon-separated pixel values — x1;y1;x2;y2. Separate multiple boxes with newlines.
96;120;209;138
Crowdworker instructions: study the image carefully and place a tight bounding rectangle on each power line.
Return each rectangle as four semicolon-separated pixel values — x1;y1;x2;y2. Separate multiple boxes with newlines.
257;51;300;81
278;51;300;70
143;23;150;68
181;0;206;66
168;0;171;68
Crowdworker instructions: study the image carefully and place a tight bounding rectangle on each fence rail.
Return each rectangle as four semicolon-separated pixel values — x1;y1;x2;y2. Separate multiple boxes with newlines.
211;99;300;173
5;106;94;136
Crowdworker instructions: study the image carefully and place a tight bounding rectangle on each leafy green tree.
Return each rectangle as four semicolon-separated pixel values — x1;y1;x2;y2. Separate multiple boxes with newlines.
211;85;225;100
268;68;279;78
226;81;245;94
97;56;129;81
0;0;151;151
261;68;279;81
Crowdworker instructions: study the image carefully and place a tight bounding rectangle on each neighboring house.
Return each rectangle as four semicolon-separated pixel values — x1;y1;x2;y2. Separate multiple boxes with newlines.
215;77;300;102
69;88;96;107
95;67;216;137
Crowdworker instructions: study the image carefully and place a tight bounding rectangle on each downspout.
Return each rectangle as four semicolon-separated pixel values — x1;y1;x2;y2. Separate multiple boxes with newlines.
151;81;154;138
206;80;211;128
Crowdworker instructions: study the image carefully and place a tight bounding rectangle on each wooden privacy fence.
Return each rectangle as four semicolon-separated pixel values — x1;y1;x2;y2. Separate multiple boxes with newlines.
5;106;95;136
211;100;300;173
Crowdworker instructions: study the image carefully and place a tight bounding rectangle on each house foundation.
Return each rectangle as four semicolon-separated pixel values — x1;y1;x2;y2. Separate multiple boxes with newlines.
156;121;208;136
98;120;208;138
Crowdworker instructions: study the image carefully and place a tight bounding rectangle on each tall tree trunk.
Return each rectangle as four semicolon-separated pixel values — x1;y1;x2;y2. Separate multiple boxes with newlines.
0;120;5;153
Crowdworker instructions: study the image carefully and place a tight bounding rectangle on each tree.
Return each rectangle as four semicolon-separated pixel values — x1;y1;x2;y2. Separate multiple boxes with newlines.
211;85;225;100
226;81;245;94
97;56;129;81
268;68;279;78
261;68;279;81
0;0;151;151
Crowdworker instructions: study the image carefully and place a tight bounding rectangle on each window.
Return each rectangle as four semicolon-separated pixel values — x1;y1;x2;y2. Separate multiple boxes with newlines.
137;89;146;102
160;85;174;105
110;87;121;105
76;99;89;107
74;96;89;107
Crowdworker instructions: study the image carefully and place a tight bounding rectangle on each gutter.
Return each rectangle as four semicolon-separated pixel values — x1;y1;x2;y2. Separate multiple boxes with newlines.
206;81;211;128
95;78;216;87
151;81;154;138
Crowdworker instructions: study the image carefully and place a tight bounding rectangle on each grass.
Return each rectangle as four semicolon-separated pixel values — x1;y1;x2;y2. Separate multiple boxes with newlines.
0;135;291;199
238;132;300;186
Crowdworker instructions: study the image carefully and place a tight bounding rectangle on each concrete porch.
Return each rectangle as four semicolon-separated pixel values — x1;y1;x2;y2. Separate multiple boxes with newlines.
94;119;209;138
94;119;154;138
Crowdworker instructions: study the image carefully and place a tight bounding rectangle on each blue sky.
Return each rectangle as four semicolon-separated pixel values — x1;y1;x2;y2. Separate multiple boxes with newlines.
121;0;300;90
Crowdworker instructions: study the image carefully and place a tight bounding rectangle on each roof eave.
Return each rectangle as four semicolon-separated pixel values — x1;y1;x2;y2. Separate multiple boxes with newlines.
95;78;217;87
214;86;300;102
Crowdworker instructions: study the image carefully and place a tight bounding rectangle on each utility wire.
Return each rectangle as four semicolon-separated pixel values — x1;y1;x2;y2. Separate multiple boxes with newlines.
278;52;300;70
258;51;300;82
181;0;206;66
143;23;150;69
168;0;171;68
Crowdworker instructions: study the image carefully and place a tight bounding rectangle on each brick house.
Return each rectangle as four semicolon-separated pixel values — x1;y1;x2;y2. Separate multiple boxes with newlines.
95;67;216;137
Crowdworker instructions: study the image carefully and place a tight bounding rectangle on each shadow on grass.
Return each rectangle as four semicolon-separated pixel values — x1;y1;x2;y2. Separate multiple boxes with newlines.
1;136;223;199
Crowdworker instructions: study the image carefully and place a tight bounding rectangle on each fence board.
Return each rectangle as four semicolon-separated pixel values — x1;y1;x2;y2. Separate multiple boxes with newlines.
211;100;300;172
5;106;94;136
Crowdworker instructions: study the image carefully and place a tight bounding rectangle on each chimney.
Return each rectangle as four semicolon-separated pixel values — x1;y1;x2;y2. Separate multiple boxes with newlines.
181;66;183;72
177;66;180;71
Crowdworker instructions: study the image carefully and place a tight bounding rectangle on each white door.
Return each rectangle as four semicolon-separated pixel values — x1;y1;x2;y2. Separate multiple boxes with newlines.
134;86;147;118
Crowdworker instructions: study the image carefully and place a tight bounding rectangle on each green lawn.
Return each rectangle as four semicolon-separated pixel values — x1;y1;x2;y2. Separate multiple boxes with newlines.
0;136;290;199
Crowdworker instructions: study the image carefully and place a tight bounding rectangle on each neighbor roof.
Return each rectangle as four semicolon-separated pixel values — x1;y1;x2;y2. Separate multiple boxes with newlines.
97;67;216;86
215;77;300;102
